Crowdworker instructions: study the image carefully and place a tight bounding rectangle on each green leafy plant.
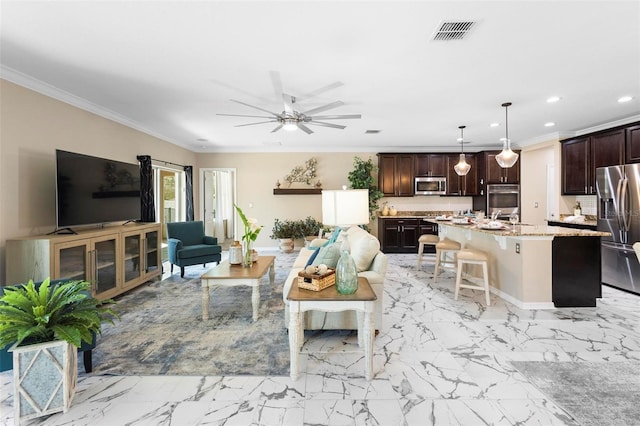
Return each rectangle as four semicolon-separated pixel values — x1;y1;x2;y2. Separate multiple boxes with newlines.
234;204;264;244
270;218;297;239
295;216;324;239
0;278;118;349
348;156;384;221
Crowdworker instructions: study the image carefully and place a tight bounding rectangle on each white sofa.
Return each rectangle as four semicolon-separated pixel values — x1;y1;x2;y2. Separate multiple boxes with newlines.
282;225;388;331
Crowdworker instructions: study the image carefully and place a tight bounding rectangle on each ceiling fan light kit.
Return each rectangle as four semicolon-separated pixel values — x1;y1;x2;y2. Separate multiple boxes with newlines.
454;125;471;176
218;81;361;135
495;102;519;168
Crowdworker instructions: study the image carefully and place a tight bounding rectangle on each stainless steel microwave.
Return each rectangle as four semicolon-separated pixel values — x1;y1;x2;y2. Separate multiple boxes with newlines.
414;176;446;195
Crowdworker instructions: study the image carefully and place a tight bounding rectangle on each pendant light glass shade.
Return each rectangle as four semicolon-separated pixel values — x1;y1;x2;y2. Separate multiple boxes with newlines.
495;102;519;168
454;125;471;176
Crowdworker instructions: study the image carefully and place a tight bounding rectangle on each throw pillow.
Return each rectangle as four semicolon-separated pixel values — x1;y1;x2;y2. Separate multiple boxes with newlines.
311;242;342;268
304;248;321;267
347;227;380;272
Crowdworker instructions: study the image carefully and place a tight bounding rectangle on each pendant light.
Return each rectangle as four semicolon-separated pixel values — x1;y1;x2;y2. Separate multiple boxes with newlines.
454;125;471;176
495;102;519;168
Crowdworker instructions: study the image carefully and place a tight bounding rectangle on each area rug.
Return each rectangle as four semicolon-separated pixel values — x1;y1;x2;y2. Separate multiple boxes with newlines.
511;361;640;426
91;252;297;376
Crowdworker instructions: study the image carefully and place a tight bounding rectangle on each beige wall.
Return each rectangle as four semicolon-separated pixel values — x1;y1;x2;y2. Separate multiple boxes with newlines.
521;141;557;225
196;152;378;248
0;80;197;283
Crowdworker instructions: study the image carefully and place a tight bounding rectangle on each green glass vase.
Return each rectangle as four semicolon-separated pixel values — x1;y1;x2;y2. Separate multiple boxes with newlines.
336;250;358;294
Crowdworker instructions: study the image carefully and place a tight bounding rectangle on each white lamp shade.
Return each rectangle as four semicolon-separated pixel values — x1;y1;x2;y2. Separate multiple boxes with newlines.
322;189;370;226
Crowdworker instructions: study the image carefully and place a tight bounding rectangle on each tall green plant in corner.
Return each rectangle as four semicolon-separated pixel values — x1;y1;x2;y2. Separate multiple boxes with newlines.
347;156;384;222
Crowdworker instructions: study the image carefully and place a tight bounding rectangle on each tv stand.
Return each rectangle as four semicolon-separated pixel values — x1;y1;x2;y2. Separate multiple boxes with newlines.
47;227;77;235
7;223;162;301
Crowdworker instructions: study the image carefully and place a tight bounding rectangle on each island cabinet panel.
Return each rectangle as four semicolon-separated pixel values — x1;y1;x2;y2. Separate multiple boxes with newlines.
626;124;640;163
562;128;625;195
415;154;446;177
378;154;414;196
378;218;420;253
551;236;602;307
446;153;478;196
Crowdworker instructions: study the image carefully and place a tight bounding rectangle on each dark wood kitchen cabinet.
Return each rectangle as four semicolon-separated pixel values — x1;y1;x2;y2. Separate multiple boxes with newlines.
562;128;625;195
378;154;414;196
626;124;640;163
445;153;478;196
378;218;420;253
415;154;446;177
479;151;520;184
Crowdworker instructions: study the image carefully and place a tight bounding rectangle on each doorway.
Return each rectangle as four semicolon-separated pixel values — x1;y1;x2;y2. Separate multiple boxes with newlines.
201;168;236;248
153;166;184;261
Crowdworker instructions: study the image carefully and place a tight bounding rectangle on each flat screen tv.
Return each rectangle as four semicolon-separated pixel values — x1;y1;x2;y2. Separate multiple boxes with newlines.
55;149;141;229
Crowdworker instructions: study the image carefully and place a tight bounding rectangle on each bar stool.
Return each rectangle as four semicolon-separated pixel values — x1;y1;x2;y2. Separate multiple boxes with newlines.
455;248;491;305
417;234;440;270
434;238;461;282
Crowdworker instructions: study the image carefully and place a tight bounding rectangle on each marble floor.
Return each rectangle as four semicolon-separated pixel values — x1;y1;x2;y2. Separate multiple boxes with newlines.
2;253;640;425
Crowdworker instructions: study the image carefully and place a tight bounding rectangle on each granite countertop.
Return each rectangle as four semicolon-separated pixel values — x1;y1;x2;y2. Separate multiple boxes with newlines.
437;220;610;237
548;215;597;227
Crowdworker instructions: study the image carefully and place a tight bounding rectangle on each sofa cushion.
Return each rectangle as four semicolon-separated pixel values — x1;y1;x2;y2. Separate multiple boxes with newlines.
344;226;380;272
177;244;222;259
311;242;342;268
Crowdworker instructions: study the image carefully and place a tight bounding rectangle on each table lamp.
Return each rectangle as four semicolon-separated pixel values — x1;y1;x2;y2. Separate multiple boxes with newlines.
321;188;369;294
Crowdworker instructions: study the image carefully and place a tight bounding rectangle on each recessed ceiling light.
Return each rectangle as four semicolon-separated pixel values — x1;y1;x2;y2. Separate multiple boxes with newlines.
546;96;561;103
490;122;500;128
544;122;556;127
618;96;633;103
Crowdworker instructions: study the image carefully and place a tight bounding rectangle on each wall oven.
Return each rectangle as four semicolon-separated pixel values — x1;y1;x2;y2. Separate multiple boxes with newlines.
486;184;520;218
414;176;446;195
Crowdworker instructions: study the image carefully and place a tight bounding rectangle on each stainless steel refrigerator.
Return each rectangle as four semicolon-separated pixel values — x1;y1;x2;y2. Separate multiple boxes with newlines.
596;164;640;295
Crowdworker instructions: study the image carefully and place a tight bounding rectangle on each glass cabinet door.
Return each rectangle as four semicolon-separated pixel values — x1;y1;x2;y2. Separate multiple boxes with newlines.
93;236;118;296
56;241;90;282
123;233;142;284
145;230;160;273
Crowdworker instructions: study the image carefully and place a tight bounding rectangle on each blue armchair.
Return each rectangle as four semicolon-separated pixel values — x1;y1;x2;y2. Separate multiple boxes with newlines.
0;279;96;373
166;221;222;277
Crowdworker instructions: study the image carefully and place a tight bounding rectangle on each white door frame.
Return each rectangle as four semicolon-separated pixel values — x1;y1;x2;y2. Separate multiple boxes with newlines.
199;168;237;240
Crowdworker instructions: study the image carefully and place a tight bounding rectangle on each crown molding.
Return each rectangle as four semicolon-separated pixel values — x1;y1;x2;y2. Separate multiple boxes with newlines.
1;65;185;148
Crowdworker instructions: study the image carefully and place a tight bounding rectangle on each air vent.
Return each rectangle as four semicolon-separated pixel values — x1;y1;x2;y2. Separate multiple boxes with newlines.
432;21;476;41
365;130;381;134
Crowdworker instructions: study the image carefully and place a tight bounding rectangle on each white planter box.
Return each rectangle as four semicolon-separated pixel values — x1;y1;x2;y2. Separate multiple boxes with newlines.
11;340;77;425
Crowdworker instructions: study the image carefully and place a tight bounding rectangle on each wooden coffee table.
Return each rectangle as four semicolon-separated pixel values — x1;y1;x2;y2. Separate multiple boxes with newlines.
287;277;377;381
200;256;275;321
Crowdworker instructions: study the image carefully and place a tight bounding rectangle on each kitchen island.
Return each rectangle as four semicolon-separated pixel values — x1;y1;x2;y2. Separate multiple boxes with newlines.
434;221;610;309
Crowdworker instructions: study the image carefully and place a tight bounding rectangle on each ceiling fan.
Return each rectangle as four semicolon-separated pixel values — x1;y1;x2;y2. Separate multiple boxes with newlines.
217;80;361;134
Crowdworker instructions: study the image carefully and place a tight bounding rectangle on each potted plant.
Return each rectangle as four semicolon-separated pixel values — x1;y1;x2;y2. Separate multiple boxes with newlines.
0;278;117;423
348;156;384;230
270;218;297;253
295;216;324;246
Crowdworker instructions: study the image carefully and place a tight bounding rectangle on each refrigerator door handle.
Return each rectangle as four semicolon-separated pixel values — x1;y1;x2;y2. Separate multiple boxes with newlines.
621;177;630;243
615;177;623;240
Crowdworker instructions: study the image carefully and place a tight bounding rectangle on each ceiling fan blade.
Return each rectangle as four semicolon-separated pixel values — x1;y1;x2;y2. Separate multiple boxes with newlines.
297;123;314;134
217;113;275;118
309;114;362;120
301;100;345;116
229;99;280;117
271;124;283;133
282;93;295;114
270;70;284;99
297;81;344;101
307;121;346;130
234;120;277;128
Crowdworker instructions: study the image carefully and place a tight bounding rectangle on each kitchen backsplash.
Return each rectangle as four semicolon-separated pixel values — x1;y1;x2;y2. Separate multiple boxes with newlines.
379;196;472;213
575;195;597;215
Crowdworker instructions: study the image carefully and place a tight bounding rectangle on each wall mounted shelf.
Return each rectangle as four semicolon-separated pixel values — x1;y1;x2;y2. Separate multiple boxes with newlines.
273;188;322;195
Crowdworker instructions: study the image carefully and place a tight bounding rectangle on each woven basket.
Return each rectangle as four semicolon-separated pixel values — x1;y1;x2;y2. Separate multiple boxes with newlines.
297;269;336;291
